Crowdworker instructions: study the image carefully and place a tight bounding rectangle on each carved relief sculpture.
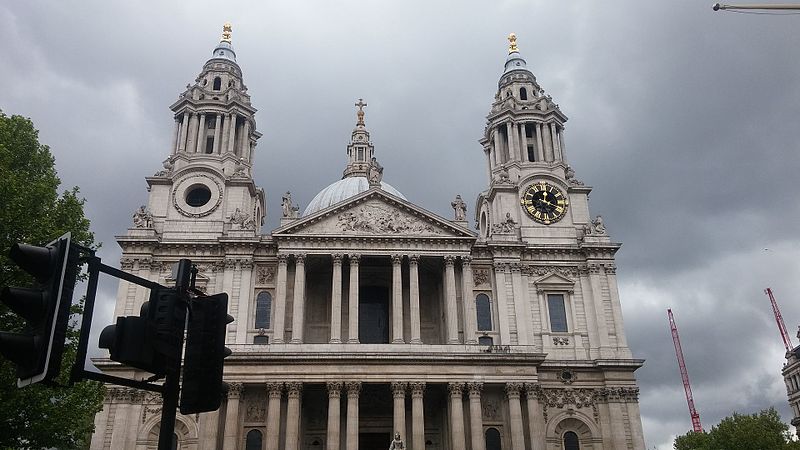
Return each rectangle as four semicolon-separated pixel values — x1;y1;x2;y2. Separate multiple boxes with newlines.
132;205;153;228
337;204;442;235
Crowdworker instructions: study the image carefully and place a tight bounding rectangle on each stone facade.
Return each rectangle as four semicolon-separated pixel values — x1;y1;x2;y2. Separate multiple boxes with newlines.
90;28;646;450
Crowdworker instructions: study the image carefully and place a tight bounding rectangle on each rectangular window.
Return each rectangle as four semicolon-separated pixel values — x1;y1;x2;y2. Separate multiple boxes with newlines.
527;145;535;162
548;294;568;332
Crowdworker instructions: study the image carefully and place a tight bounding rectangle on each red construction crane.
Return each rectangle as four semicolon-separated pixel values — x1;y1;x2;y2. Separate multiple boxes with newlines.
765;288;794;353
668;308;703;433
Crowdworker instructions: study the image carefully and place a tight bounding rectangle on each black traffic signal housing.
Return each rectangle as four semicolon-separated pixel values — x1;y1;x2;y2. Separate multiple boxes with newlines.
180;293;233;414
0;233;80;386
99;288;184;375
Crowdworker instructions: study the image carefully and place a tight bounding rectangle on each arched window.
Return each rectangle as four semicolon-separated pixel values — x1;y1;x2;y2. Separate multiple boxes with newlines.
520;87;528;100
476;294;492;331
246;430;263;450
255;292;272;329
485;427;501;450
564;431;580;450
213;77;222;91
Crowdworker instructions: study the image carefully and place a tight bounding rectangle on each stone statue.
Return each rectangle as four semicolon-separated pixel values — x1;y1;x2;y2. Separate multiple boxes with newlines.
368;157;383;186
232;158;247;177
154;159;173;177
451;195;467;221
495;166;511;184
281;192;299;219
229;207;255;230
491;212;517;234
132;205;153;228
388;432;405;450
592;215;606;235
565;164;584;186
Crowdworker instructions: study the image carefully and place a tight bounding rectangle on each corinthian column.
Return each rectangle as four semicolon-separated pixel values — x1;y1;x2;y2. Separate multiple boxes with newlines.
330;254;343;343
391;255;404;343
222;382;243;449
195;113;207;153
524;383;545;449
444;256;459;343
265;383;283;450
448;383;466;450
467;383;485;450
273;254;288;343
291;254;306;343
505;383;525;450
461;256;477;344
285;382;303;450
410;382;425;450
326;382;343;450
391;382;407;439
348;255;360;343
212;113;222;154
409;255;422;344
346;382;362;450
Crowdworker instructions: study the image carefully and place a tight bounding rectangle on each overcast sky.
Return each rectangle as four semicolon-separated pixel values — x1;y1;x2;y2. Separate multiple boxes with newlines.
3;1;800;448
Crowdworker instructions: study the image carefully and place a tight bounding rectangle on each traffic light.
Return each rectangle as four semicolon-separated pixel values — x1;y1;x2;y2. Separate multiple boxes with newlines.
180;293;233;414
99;288;184;375
0;233;80;386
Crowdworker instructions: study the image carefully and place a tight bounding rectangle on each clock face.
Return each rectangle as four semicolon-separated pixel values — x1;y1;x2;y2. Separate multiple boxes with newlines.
520;182;569;224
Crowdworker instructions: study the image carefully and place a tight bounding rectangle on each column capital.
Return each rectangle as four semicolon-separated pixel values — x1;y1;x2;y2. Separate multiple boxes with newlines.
493;261;506;271
444;255;456;266
293;253;306;264
523;382;542;399
391;381;407;398
467;382;484;397
461;255;473;266
348;254;361;265
409;382;426;398
266;382;284;398
327;381;343;398
332;253;344;265
277;254;289;264
346;381;362;398
227;382;244;399
505;382;523;399
408;254;420;265
286;382;303;399
510;263;522;273
391;254;403;265
447;382;465;397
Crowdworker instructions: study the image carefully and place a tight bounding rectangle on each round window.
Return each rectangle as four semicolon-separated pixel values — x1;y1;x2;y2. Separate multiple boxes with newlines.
186;185;211;207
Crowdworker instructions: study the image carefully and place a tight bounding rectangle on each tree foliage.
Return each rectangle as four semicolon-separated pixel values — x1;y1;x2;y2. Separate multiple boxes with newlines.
0;111;104;449
674;407;800;450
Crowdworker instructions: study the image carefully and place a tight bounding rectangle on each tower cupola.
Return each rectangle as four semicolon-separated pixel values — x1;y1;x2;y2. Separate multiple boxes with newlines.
342;99;375;179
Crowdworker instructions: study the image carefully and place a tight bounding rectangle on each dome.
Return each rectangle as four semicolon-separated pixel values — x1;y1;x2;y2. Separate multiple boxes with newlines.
303;177;406;216
211;41;237;63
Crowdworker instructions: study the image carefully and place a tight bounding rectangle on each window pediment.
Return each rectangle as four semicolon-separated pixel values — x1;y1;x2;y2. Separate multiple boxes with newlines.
533;272;575;293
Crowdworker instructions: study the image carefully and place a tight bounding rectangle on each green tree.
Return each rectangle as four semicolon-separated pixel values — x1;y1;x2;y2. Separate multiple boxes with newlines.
674;407;800;450
0;111;104;449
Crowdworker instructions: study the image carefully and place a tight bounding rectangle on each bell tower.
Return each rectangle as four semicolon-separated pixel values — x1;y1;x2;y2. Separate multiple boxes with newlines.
138;23;265;240
476;33;595;245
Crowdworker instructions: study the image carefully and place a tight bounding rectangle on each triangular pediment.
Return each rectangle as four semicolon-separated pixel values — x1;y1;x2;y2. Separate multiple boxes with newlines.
273;188;475;239
533;272;575;291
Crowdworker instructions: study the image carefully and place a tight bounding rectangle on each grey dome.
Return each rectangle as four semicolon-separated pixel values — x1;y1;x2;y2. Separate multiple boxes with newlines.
211;41;237;63
303;177;406;216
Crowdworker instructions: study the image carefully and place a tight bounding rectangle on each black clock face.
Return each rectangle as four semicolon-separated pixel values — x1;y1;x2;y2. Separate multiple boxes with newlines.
520;182;569;224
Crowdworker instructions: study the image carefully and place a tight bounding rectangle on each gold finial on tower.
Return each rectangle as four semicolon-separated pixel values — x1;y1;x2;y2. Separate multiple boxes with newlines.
355;98;368;126
221;22;233;43
508;32;518;54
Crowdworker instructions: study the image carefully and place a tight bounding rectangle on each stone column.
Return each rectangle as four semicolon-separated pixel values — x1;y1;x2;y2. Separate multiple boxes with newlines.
391;255;404;343
444;256;459;344
467;383;485;450
493;127;503;165
330;254;343;343
235;260;253;344
510;263;529;345
448;383;466;450
519;122;528;161
505;122;515;162
587;264;611;355
273;254;288;343
524;383;546;449
171;117;180;154
240;119;251;157
410;382;426;450
346;382;362;450
408;255;422;344
186;112;198;153
195;113;207;153
222;382;243;450
291;254;306;343
550;123;561;161
559;127;567;162
178;112;189;152
460;256;477;344
265;382;283;450
604;265;629;349
227;113;238;153
212;113;222;154
285;382;303;450
391;382;407;439
326;382;343;450
221;113;230;153
544;123;554;161
493;262;511;344
505;383;525;450
535;123;545;162
348;255;360;343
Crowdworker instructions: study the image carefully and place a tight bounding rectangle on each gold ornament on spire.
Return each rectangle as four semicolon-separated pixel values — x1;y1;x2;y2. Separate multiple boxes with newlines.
508;32;518;54
355;98;367;126
221;22;233;43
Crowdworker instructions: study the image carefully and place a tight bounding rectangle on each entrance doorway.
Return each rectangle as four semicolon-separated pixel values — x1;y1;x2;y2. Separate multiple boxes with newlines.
359;286;389;344
359;432;391;450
